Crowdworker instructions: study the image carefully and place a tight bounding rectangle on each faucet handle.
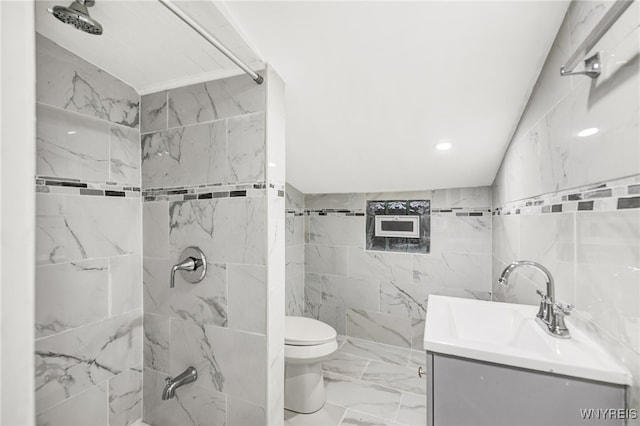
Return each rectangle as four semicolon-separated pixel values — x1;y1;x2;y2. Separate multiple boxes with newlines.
554;303;573;316
535;290;548;301
165;376;172;383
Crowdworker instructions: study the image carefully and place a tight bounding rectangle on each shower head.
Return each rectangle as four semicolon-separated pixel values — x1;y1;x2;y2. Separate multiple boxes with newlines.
48;0;103;35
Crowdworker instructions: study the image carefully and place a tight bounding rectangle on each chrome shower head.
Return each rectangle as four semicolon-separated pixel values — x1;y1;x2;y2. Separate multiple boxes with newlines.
48;0;103;35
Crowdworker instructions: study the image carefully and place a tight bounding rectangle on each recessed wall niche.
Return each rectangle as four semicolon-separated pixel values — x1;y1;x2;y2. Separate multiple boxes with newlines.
366;200;430;253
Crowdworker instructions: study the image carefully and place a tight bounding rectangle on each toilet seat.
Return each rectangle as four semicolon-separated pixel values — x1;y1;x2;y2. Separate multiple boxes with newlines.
285;340;338;361
285;316;337;346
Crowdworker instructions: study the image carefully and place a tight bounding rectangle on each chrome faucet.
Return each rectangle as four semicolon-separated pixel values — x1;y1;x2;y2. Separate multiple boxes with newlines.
498;261;572;338
162;367;198;400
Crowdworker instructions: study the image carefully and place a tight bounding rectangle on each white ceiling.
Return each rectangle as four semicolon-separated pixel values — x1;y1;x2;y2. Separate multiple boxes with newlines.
223;1;570;194
35;0;262;94
36;1;570;194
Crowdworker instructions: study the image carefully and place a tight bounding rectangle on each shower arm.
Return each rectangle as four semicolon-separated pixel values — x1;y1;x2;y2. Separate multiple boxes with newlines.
157;0;264;85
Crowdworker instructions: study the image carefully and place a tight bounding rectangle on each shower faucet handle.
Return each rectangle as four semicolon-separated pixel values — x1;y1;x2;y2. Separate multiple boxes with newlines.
170;246;207;288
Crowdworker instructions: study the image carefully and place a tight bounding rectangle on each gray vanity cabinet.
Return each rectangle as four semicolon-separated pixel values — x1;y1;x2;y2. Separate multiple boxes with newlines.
426;352;627;426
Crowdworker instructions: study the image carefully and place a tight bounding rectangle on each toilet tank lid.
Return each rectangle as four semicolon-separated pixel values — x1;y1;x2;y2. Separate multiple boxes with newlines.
285;316;337;346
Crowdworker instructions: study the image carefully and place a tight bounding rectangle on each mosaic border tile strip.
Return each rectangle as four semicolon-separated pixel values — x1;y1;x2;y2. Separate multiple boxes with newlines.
286;207;491;217
494;175;640;215
143;182;285;202
35;176;141;198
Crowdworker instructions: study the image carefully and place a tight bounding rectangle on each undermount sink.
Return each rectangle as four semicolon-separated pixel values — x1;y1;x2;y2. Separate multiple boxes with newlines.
424;295;631;386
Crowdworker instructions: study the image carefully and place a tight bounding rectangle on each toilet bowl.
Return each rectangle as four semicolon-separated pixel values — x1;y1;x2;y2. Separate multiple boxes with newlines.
284;316;338;414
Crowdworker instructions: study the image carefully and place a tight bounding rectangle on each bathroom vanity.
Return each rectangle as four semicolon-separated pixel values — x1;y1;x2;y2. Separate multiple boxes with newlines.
423;296;631;426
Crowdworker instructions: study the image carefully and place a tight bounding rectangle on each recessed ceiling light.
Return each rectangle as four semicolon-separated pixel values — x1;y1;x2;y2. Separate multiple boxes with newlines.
268;162;277;168
434;142;452;151
67;131;77;135
577;127;598;137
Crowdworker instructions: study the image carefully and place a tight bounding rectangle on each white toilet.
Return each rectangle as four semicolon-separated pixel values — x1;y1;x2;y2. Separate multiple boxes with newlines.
284;316;338;414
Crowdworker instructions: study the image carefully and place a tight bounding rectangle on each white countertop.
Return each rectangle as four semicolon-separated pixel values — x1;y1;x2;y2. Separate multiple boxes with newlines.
423;295;631;386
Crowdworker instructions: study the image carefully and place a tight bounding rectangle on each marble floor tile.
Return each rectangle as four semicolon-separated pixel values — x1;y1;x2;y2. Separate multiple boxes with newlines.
339;409;402;426
322;352;370;379
339;338;412;367
284;403;346;426
360;362;426;395
324;372;402;421
396;392;427;426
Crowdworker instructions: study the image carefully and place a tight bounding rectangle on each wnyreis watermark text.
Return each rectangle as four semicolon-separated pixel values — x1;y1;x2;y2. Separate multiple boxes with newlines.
580;408;638;420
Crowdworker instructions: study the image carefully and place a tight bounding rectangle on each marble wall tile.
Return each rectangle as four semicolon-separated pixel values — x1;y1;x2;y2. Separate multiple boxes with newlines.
226;112;266;184
143;257;227;326
412;252;491;292
500;120;545;202
169;197;267;265
36;103;110;181
143;313;170;374
36;34;139;128
346;309;411;348
36;383;108;426
140;92;167;134
35;310;142;413
379;281;428;320
109;254;142;316
285;183;304;210
366;190;433;202
227;396;267;426
286;214;305;247
304;193;365;211
141;121;226;189
109;125;141;186
170;318;266;407
432;187;492;208
348;249;412;283
305;245;348;275
35;259;108;338
167;74;265;128
519;213;575;304
324;372;402;421
575;210;640;352
304;300;346;335
37;193;141;265
143;368;226;426
228;264;267;334
143;201;169;259
305;272;379;312
430;215;491;255
108;369;142;426
307;215;365;247
411;318;426;351
285;277;305;317
492;214;521;264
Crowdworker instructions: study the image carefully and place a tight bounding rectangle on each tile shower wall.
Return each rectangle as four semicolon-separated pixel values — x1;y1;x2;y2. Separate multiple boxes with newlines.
303;188;492;350
141;69;285;425
285;183;305;316
35;34;143;426
492;1;640;419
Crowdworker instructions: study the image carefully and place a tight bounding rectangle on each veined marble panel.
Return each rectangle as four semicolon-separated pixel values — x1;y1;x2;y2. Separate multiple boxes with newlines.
36;194;141;265
346;309;411;348
432;187;491;209
412;252;491;292
36;103;110;181
286;214;305;247
492;214;521;264
169;197;266;265
228;264;267;334
143;313;170;374
109;125;141;186
143;201;169;259
379;280;428;320
324;372;401;420
285;183;304;210
226;112;266;184
430;215;491;255
361;361;425;395
396;392;427;426
348;249;412;283
108;369;142;426
143;257;227;326
307;215;365;247
411;319;425;351
36;383;108;425
141;121;226;189
167;74;265;128
143;368;226;426
286;277;305;317
304;300;346;335
304;193;365;211
170;318;266;406
227;396;266;426
304;245;348;275
35;259;108;338
140;92;167;134
36;34;139;128
109;254;142;316
35;310;142;413
305;272;379;311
